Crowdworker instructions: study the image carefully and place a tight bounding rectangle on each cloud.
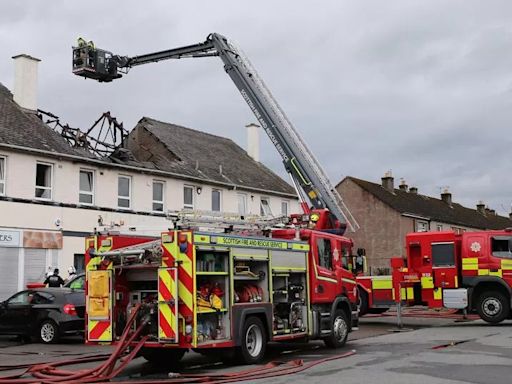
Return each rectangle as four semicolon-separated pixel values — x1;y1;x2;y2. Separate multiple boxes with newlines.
1;0;512;214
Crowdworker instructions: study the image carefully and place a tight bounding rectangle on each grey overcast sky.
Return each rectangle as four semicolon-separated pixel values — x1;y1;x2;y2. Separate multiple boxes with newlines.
1;1;512;214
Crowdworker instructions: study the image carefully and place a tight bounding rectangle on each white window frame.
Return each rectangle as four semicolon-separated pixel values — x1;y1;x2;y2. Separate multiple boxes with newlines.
79;169;95;205
0;156;5;196
35;162;53;201
415;220;429;232
152;180;165;213
211;189;222;212
436;224;443;231
183;185;194;210
281;200;289;217
237;193;247;215
260;197;272;216
117;175;132;209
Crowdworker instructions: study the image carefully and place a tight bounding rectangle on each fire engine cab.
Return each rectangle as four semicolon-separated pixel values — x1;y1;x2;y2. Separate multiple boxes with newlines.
392;230;512;323
85;223;358;364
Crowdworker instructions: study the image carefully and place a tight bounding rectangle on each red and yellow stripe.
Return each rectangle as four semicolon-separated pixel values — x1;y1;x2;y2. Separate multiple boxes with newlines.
158;268;178;341
161;231;195;344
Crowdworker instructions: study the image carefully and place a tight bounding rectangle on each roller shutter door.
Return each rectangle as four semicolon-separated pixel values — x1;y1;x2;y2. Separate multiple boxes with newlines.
24;249;47;287
0;248;19;300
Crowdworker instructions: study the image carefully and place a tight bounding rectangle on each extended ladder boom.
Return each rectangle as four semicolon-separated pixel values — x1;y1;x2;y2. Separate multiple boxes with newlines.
72;33;359;233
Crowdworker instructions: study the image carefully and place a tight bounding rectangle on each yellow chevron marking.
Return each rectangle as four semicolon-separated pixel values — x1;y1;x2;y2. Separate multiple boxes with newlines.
178;280;193;311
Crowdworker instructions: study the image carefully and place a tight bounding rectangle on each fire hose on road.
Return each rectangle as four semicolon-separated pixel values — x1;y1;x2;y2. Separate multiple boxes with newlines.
0;303;356;384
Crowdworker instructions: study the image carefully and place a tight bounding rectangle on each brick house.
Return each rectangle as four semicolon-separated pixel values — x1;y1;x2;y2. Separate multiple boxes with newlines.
336;173;512;273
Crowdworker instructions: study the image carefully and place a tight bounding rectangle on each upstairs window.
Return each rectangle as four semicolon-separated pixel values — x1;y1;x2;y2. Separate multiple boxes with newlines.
35;162;53;200
212;189;221;212
281;200;289;216
184;185;194;209
79;170;94;205
260;197;272;216
152;181;164;212
0;156;5;196
431;242;455;266
237;193;247;215
118;175;131;209
316;237;332;270
415;220;429;232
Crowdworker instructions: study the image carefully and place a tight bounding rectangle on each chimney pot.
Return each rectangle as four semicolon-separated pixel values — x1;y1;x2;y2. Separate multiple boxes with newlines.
381;171;394;192
409;186;418;194
12;54;41;111
441;188;452;206
246;123;260;162
476;201;485;214
399;178;408;191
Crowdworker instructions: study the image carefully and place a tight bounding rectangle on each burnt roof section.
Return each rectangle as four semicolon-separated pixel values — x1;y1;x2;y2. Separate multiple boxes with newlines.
134;117;295;195
343;176;512;230
0;82;95;158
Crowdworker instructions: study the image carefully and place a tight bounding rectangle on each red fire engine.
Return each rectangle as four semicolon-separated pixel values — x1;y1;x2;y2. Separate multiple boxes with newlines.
359;230;512;324
74;33;361;364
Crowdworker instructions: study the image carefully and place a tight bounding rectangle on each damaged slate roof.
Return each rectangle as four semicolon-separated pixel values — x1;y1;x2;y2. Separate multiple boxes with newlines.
344;176;512;230
130;117;295;195
0;81;295;196
0;82;95;158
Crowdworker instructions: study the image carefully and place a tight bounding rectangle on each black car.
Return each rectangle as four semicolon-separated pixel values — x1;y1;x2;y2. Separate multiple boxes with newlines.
0;288;85;343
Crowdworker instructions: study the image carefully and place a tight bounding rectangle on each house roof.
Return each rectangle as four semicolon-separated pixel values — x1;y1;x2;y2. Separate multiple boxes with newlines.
0;82;295;197
0;83;95;158
343;176;512;230
134;117;295;195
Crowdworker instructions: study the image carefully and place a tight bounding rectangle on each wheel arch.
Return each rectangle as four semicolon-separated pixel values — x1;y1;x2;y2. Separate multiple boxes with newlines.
231;303;272;346
331;295;352;331
465;277;512;310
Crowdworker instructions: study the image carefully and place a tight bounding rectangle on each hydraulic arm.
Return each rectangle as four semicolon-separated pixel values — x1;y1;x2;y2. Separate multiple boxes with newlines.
72;33;359;233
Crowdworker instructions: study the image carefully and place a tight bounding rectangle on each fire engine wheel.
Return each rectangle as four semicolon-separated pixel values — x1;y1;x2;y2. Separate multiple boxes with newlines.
39;320;59;344
323;310;348;349
358;288;369;316
476;291;510;324
240;316;267;364
140;347;186;366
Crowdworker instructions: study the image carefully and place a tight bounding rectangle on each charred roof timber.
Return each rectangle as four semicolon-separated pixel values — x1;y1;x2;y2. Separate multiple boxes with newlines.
38;109;128;158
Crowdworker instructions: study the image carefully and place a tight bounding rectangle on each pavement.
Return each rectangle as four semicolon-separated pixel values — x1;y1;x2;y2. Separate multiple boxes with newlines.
0;314;510;383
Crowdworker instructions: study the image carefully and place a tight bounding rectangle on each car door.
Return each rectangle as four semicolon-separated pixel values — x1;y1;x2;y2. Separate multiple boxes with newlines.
0;291;33;334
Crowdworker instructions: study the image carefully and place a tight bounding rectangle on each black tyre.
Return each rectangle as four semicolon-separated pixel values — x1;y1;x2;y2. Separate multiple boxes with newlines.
140;348;186;366
476;291;510;324
240;316;267;364
358;288;369;317
323;309;349;348
39;320;59;344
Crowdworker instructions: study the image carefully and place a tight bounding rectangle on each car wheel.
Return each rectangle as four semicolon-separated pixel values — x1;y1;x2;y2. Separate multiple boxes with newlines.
323;309;348;348
39;320;60;344
240;316;267;364
477;291;510;324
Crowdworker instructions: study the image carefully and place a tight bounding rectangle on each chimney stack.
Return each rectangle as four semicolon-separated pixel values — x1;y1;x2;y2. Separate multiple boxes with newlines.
381;171;394;192
12;54;41;111
398;178;408;191
246;123;260;162
476;201;485;214
441;188;452;206
409;186;418;194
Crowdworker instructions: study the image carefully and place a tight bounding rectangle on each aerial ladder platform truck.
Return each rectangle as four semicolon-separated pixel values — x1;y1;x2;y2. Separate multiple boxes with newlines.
74;33;361;364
